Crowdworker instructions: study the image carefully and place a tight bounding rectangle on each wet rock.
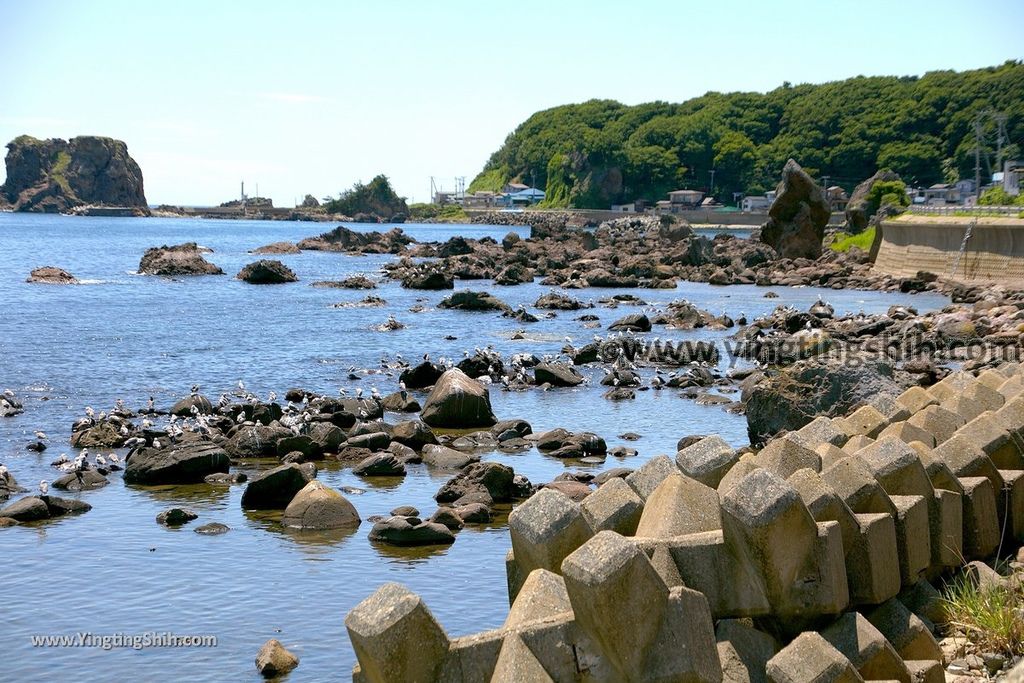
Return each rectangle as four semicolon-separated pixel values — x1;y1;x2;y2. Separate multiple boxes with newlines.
281;480;360;529
39;495;92;517
438;290;509;312
0;495;50;521
390;420;438;451
0;517;17;527
421;444;479;470
255;639;299;678
434;461;516;503
236;259;298;284
225;424;293;458
52;469;109;491
535;293;591;310
429;508;464;530
156;508;198;526
138;243;223;276
380;391;420;412
353;452;406;476
27;266;78;284
311;275;377;289
401;269;453;290
398;361;446;390
204;472;246;485
608;312;651;332
298;225;413;254
194;522;229;535
454;502;492;523
493;263;533;285
534;362;584;387
240;462;316;510
603;387;636;401
420;369;497;429
124;441;230;484
390;505;419;517
368;516;456;546
0;391;24;417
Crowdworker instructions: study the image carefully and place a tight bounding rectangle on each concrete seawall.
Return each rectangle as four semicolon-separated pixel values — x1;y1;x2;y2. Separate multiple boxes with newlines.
875;215;1024;283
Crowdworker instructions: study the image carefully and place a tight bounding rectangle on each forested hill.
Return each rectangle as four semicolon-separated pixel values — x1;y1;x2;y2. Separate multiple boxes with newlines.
469;61;1023;208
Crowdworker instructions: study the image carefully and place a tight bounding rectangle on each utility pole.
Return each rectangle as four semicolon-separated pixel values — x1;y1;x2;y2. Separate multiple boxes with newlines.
995;113;1009;174
974;114;983;201
708;169;716;197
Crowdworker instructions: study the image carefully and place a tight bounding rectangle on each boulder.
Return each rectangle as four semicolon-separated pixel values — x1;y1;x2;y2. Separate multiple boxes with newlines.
390;420;438;450
251;241;300;255
380;391;420;413
124;441;230;484
280;480;360;529
535;293;591;310
421;444;479;469
609;313;651;332
0;495;50;521
52;469;109;491
255;639;299;678
846;169;902;233
170;394;214;417
26;266;78;284
759;159;830;259
399;361;446;389
434;462;516;503
69;419;131;448
236;259;298;284
401;270;453;290
353;453;406;477
156;507;198;526
138;243;223;276
420;369;497;429
437;290;509;312
368;516;456;546
240;462;316;509
534;362;585;387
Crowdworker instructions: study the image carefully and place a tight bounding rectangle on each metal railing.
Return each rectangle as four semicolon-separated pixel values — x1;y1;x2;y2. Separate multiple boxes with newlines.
907;205;1021;217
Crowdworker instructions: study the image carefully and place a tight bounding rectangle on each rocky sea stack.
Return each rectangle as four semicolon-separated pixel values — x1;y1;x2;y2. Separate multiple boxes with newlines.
1;135;148;214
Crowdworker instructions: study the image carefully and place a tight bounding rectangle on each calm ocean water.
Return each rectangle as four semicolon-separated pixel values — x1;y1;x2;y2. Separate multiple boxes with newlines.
0;213;949;682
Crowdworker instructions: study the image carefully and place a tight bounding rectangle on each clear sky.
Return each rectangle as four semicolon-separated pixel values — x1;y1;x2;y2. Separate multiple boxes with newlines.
1;0;1021;207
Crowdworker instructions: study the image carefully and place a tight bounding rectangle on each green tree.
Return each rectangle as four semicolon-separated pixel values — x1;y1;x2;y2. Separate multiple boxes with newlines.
324;175;408;219
876;139;943;186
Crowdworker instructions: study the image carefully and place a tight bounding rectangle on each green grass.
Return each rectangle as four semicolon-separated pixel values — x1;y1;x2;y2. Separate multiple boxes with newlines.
942;567;1024;658
48;150;72;193
830;226;875;253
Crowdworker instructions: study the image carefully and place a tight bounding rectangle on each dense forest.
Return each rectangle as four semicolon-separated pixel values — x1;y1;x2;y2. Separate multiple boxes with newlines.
324;174;409;220
469;62;1024;208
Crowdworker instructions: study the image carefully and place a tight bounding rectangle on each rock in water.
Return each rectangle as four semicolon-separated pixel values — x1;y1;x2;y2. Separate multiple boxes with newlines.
759;159;829;259
236;259;298;284
1;135;148;213
156;508;198;526
255;639;299;677
280;480;360;529
437;290;510;312
26;266;78;284
138;243;223;276
123;441;230;484
367;516;456;546
240;463;316;510
845;169;902;233
420;369;497;429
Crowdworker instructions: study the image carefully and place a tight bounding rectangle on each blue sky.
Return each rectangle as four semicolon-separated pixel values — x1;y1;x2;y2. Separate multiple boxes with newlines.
1;0;1021;206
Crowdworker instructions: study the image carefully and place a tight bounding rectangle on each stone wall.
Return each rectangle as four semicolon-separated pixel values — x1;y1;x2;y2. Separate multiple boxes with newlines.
344;363;1024;682
875;215;1024;284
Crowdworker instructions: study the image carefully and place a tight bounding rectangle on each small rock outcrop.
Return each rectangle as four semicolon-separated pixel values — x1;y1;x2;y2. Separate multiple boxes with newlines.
123;441;230;485
138;243;223;276
240;463;316;510
438;290;510;312
250;241;300;255
845;169;903;233
367;516;456;546
280;480;360;529
26;266;78;284
759;159;830;259
236;260;298;284
297;225;412;254
1;135;148;213
255;639;299;678
420;369;497;429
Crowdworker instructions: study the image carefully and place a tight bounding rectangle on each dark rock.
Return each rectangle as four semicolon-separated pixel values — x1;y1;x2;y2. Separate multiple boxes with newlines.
39;495;91;517
138;243;223;276
390;420;438;450
380;391;420;412
195;522;229;535
401;269;453;290
0;496;49;521
225;424;293;458
240;463;316;510
759;159;830;259
429;508;464;530
353;452;406;476
421;444;480;469
434;461;516;503
845;169;902;233
534;362;584;387
420;369;497;429
368;516;456;546
535;293;591;310
156;507;198;526
52;469;108;491
390;505;419;517
438;290;509;312
399;361;446;389
297;225;413;254
236;259;298;284
124;441;230;484
345;431;390;451
608;312;651;332
27;266;78;284
311;275;377;289
204;472;246;485
170;394;214;417
453;502;492;523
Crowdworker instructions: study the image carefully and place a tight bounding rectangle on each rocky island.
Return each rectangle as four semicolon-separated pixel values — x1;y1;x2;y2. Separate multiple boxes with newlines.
1;135;148;215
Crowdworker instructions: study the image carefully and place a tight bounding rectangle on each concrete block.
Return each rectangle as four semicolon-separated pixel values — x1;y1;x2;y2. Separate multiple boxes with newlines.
844;405;890;439
996;375;1024;400
817;444;849;471
903;660;943;683
668;530;771;618
993;394;1024;440
509;488;592;576
958;476;1001;560
645;542;685;589
865;598;941;662
794;416;849;448
506;550;525;605
856;437;935;498
977;368;1009;391
907;405;964;445
877;421;935;449
512;614;617;681
504;569;572;628
719;460;761;496
490;632;555;682
345;583;450;683
927;371;979;404
1000;468;1024;542
929;488;963;569
717;619;779;683
561;530;721;682
759;435;822;478
896;386;937;415
624;454;679;501
438;629;504;683
579;477;643;536
957;414;1023;469
766;632;863;683
721;469;848;620
677;435;739;488
843;435;876;454
822;457;895;515
934;434;1003;492
897;579;947;627
888;494;931;585
849;513;902;606
635;472;722;538
821;612;910;683
907;442;963;493
870;395;912;423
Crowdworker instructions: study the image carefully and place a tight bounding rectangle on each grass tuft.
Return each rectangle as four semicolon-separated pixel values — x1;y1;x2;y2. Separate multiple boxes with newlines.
942;566;1024;658
830;226;875;253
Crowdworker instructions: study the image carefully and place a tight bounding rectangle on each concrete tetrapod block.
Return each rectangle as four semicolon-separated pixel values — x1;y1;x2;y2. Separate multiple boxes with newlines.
508;487;592;577
842;406;890;440
635;472;722;538
996;375;1024;401
928;488;963;570
842;435;876;454
897;578;948;628
876;421;936;449
561;530;721;682
934;431;1004;491
820;612;911;683
864;597;942;662
907;442;963;493
505;550;525;605
794;416;849;449
490;632;555;682
624;454;680;501
345;582;450;683
978;368;1011;391
668;529;771;618
956;413;1024;469
869;395;912;424
816;444;849;472
759;435;822;478
822;457;895;515
907;405;964;446
788;468;900;606
1000;468;1024;542
994;394;1024;439
579;476;643;536
903;660;944;683
721;469;848;622
512;612;617;681
504;569;572;628
438;628;505;683
716;619;780;683
718;460;761;496
958;476;1001;560
887;494;931;585
895;387;937;415
927;371;980;404
766;632;863;683
676;435;739;488
856;437;935;499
